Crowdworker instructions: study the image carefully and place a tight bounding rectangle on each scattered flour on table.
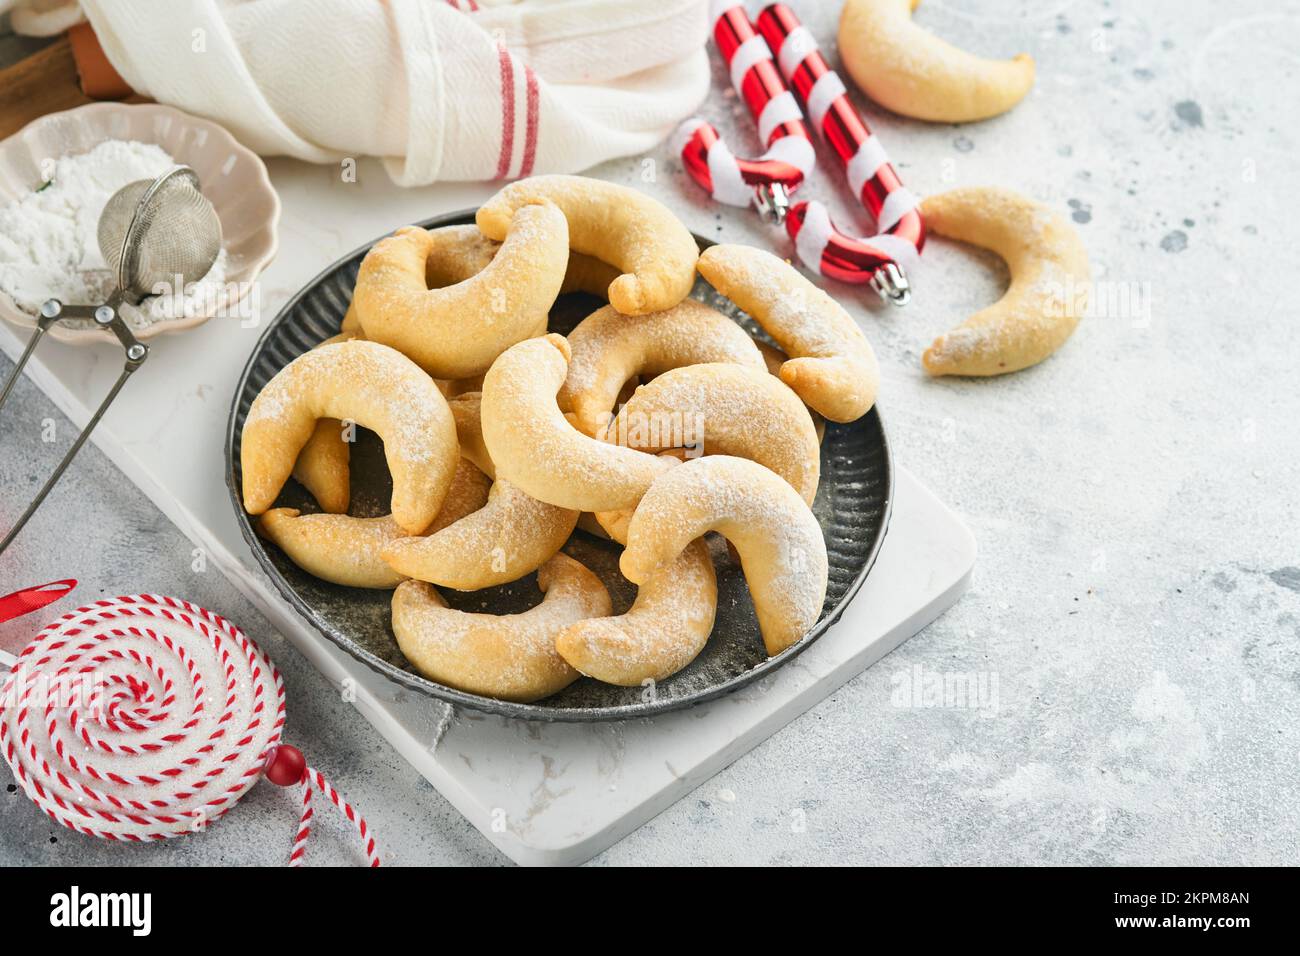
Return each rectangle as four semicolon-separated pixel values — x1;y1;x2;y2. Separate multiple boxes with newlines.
0;139;226;328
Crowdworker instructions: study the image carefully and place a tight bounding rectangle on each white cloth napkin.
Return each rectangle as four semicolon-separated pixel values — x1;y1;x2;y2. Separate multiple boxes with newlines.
18;0;711;186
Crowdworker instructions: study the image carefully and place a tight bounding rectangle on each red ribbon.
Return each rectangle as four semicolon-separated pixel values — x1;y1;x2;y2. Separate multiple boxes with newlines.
0;580;76;625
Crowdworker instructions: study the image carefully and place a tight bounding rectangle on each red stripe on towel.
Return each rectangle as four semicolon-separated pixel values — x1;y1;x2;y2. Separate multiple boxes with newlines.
494;42;516;180
519;65;540;177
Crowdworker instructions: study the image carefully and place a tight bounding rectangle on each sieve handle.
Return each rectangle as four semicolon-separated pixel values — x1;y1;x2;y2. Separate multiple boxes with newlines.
0;308;61;417
0;299;148;557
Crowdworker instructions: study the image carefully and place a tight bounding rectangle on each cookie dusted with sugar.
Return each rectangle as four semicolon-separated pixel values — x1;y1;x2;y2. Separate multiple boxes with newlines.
556;529;717;686
755;339;826;443
621;455;828;656
390;554;612;702
608;362;820;505
921;187;1090;376
256;458;491;589
477;175;699;315
353;203;567;379
381;479;578;590
289;331;362;515
558;298;766;437
240;340;459;534
421;223;500;286
480;334;675;513
697;244;880;423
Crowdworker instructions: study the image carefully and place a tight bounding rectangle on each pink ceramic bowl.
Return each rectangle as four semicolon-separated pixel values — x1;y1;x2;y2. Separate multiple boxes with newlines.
0;102;280;345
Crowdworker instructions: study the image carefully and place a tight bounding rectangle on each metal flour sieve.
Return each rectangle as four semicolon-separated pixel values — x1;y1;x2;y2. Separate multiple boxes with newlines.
0;165;222;555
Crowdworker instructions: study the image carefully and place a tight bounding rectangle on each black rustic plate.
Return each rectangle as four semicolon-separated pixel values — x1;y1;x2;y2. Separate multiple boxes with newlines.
226;210;892;721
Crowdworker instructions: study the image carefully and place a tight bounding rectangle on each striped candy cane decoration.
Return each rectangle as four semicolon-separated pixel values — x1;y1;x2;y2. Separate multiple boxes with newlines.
674;0;816;221
0;594;380;866
756;3;925;304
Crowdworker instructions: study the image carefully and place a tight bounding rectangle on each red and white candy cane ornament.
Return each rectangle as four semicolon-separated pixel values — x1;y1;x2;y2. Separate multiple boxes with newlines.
756;3;926;304
0;594;380;866
674;0;815;222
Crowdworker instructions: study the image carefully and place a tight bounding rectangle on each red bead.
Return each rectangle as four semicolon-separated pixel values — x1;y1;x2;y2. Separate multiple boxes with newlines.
263;744;306;786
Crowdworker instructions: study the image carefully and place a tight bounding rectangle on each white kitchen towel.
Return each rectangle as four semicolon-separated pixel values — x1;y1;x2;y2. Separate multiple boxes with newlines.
13;0;710;186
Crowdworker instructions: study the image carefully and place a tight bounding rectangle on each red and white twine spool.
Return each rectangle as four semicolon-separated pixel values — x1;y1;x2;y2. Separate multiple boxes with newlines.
674;0;815;217
756;2;925;302
0;594;380;866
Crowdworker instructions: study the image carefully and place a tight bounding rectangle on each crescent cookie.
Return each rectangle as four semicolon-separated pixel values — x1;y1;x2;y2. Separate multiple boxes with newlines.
289;331;363;515
477;175;699;315
390;554;612;702
608;363;820;505
337;221;495;337
341;300;361;334
839;0;1034;123
921;187;1090;376
590;449;689;545
255;459;491;589
381;479;579;590
422;223;500;286
558;299;766;436
697;244;880;423
756;340;826;443
481;334;675;512
621;456;828;656
352;202;568;378
556;538;716;686
447;391;494;478
240;340;459;534
560;252;622;298
292;418;351;514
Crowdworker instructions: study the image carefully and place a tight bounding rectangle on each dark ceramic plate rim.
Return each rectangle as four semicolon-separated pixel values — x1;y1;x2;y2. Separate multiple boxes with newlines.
225;209;893;722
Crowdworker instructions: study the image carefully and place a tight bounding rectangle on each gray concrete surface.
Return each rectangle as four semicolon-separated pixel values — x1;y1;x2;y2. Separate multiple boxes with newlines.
2;0;1298;865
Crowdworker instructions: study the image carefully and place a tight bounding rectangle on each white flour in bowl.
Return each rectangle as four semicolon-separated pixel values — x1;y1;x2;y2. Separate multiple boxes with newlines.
0;139;226;328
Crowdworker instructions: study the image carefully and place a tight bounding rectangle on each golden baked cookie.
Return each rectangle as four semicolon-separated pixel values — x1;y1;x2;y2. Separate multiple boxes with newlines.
422;223;499;286
575;512;613;539
241;340;459;534
255;459;491;589
921;187;1090;376
839;0;1034;123
290;331;361;514
697;244;880;423
447;391;494;479
292;418;351;514
480;334;675;512
558;299;766;437
621;455;828;655
381;479;579;590
556;528;717;686
390;554;612;702
341;299;361;334
608;362;820;505
560;252;621;298
755;340;826;443
353;203;567;378
440;373;485;399
341;222;496;338
477;175;698;315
